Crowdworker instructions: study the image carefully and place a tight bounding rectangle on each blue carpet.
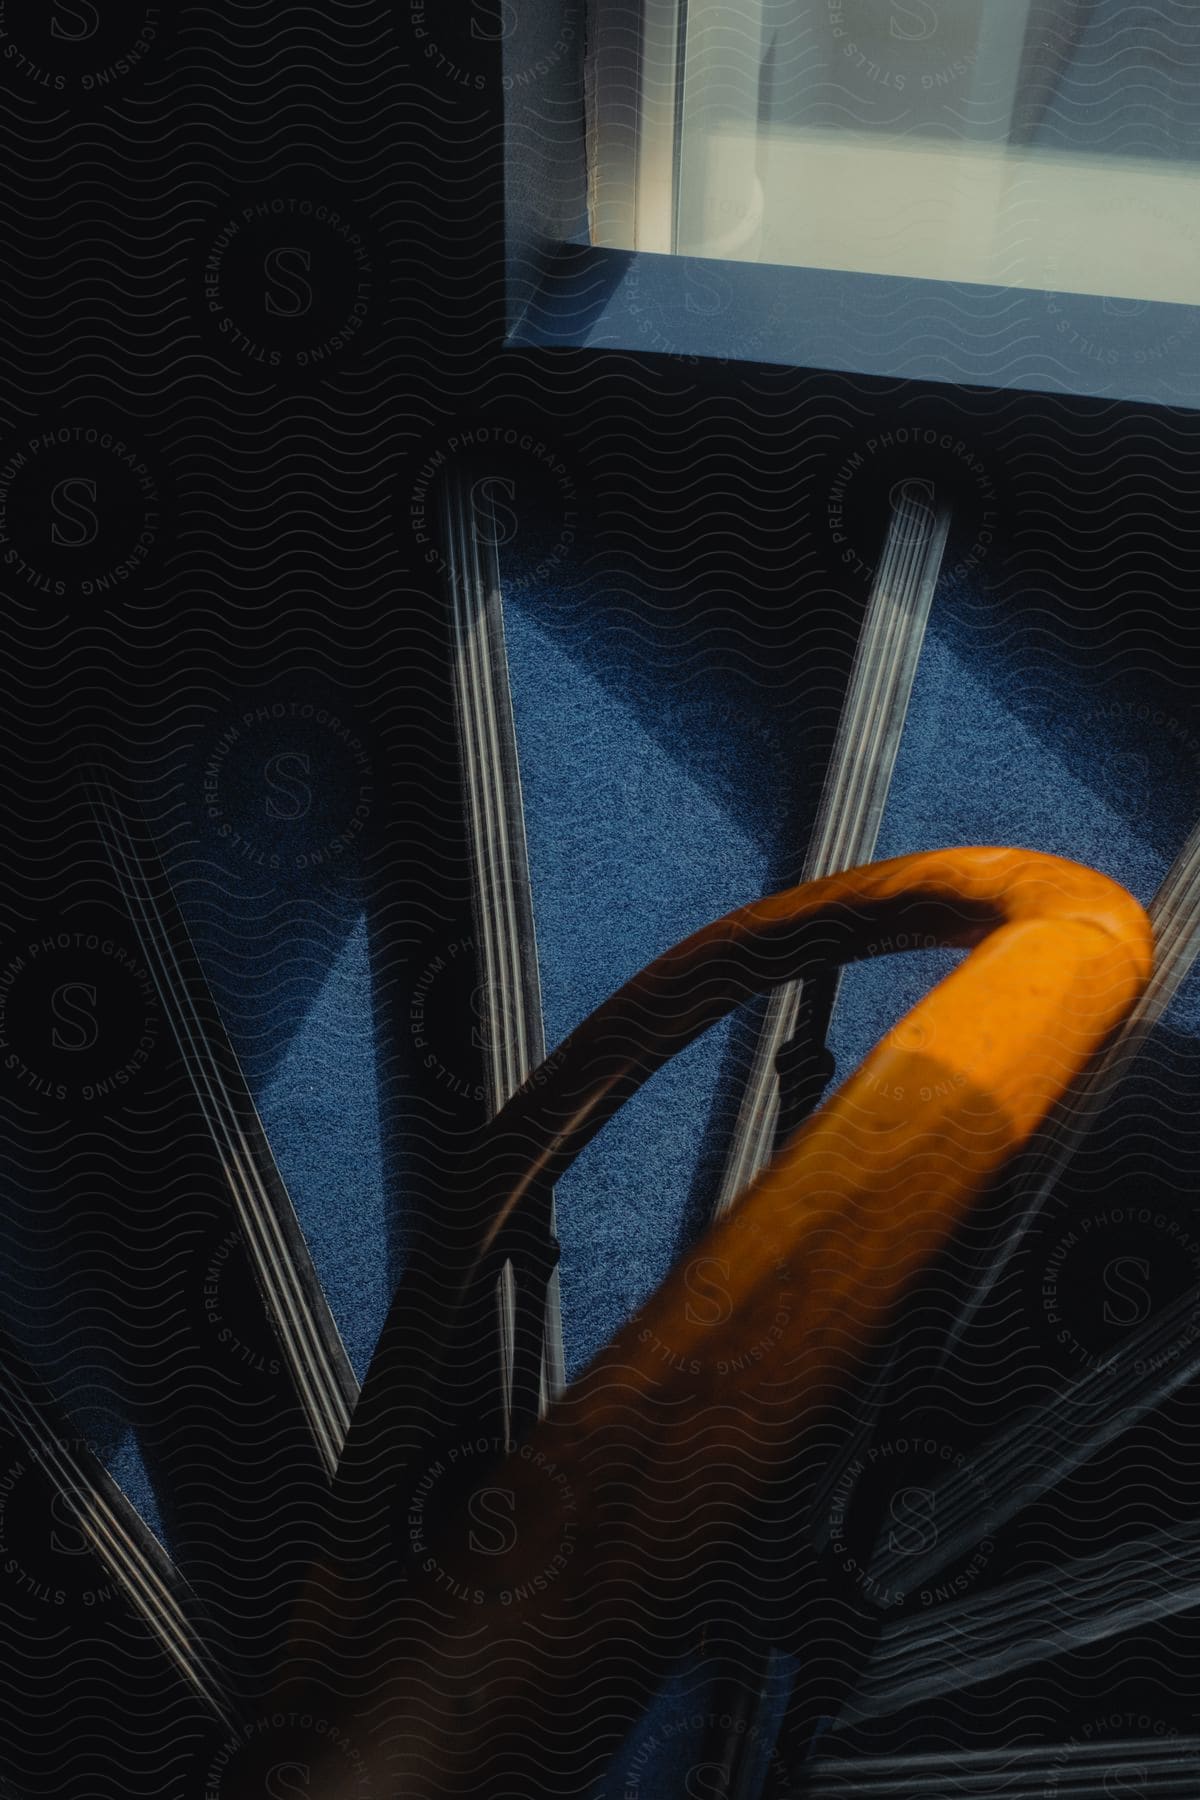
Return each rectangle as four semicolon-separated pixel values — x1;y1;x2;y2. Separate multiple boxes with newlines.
504;597;771;1379
68;723;394;1556
506;518;1200;1377
500;504;1200;1795
48;491;1200;1763
502;531;816;1380
829;552;1187;1079
168;708;391;1386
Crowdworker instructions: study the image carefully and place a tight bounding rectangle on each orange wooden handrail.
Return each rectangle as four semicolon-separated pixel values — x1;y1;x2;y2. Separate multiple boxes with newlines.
282;848;1152;1800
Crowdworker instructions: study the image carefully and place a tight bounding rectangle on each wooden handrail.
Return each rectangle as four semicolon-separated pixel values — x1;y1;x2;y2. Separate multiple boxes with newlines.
276;848;1152;1800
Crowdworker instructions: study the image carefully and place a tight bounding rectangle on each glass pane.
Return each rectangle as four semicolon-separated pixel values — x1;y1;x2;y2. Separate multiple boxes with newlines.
674;1;1200;305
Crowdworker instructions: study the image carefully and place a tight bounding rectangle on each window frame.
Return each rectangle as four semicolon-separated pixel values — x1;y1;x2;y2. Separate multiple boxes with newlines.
507;0;1200;409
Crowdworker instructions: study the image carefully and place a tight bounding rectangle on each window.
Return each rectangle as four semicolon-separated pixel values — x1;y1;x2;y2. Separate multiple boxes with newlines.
599;1;1200;293
577;1;1200;399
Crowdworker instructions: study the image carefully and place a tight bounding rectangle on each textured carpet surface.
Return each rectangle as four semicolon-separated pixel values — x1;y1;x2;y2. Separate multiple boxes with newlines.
167;715;392;1386
503;523;819;1379
498;502;1200;1793
52;486;1200;1772
505;514;1200;1375
829;544;1191;1081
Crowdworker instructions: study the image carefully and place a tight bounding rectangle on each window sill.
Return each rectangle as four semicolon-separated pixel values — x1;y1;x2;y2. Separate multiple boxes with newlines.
508;241;1200;411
